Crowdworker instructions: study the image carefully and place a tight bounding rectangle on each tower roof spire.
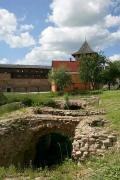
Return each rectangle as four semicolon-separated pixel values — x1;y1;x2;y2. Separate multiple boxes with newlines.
72;40;95;58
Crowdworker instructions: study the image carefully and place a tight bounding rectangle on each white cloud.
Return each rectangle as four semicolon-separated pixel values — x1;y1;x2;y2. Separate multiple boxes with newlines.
0;58;8;64
17;0;120;65
109;54;120;61
105;14;120;27
0;9;17;36
39;26;107;51
20;24;34;31
48;0;111;27
16;46;69;65
6;32;35;48
0;8;35;48
106;29;120;46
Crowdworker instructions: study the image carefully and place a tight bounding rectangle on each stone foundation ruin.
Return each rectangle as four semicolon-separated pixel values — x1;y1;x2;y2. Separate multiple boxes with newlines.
0;97;117;168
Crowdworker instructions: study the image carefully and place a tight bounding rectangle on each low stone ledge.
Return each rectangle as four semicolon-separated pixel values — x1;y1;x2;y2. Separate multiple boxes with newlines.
55;96;100;109
34;107;106;117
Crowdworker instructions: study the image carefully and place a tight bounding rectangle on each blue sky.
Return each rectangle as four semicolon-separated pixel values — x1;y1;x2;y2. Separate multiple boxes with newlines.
0;0;120;65
0;0;52;63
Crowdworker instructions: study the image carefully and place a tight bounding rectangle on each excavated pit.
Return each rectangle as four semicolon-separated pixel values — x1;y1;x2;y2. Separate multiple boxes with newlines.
32;133;72;168
65;105;81;110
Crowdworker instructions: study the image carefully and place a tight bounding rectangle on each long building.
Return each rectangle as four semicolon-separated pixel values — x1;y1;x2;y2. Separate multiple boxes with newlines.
0;41;96;92
0;64;51;92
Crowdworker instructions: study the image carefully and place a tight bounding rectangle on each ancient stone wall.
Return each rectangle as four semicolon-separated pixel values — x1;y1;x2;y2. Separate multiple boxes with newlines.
0;98;118;167
0;113;79;166
72;117;117;161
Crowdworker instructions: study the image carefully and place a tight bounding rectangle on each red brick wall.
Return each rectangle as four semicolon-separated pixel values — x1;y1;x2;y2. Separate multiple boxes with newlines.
51;60;90;92
0;73;50;92
51;74;90;92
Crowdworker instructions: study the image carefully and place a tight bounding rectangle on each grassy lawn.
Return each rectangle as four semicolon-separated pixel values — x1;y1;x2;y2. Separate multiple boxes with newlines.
0;150;120;179
0;90;120;179
0;102;22;117
5;92;56;104
98;90;120;131
0;92;57;117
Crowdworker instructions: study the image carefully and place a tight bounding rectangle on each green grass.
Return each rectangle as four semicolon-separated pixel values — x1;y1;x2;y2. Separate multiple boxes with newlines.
0;92;57;116
0;150;120;179
98;90;120;131
0;90;120;179
85;149;120;179
0;102;22;117
0;160;80;180
5;92;57;104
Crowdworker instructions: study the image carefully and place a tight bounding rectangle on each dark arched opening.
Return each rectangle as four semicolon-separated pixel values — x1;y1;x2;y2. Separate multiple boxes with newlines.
33;133;72;168
68;105;81;110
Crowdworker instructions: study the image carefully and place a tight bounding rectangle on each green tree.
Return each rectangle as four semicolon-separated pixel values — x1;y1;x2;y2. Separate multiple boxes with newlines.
102;61;120;90
79;52;107;90
49;65;72;92
113;60;120;75
0;93;7;106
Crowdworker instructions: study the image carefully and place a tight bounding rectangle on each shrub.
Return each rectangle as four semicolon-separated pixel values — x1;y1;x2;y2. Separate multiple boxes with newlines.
89;90;103;95
0;167;6;179
21;98;33;107
0;93;8;106
42;99;57;108
49;91;58;97
48;65;72;92
0;102;22;116
64;93;70;109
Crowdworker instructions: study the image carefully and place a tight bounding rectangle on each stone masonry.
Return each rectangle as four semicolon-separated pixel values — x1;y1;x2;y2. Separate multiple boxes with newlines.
0;97;118;166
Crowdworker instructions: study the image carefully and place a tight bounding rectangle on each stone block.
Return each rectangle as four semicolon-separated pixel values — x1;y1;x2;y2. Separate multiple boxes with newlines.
102;139;111;147
94;143;101;149
82;138;88;143
76;151;82;156
80;147;88;152
83;151;88;157
84;143;89;149
108;135;117;142
89;137;96;144
101;145;106;149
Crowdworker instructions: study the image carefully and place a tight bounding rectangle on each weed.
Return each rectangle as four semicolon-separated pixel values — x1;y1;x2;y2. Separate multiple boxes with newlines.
64;93;69;109
0;93;7;106
0;102;22;116
21;97;33;107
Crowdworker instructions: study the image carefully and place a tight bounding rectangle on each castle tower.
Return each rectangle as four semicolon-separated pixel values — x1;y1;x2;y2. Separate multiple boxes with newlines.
72;40;97;61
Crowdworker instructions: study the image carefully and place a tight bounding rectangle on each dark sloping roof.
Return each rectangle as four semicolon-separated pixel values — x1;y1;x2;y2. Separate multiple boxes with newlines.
72;41;95;56
0;64;51;69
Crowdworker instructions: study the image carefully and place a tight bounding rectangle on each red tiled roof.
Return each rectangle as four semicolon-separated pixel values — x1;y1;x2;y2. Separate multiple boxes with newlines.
52;60;80;72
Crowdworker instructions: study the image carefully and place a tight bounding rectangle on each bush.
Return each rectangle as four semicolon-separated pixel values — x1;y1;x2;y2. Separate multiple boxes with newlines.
42;99;57;108
0;102;22;116
0;93;8;106
33;99;57;108
21;98;33;107
70;89;80;95
64;93;69;109
89;90;103;95
49;91;58;97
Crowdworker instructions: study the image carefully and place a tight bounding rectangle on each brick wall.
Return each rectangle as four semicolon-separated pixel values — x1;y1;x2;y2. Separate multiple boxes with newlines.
0;73;50;92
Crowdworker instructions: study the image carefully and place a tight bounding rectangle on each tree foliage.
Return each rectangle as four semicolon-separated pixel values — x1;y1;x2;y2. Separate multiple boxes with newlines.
79;53;107;90
0;93;7;106
102;60;120;90
49;65;72;91
113;60;120;73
